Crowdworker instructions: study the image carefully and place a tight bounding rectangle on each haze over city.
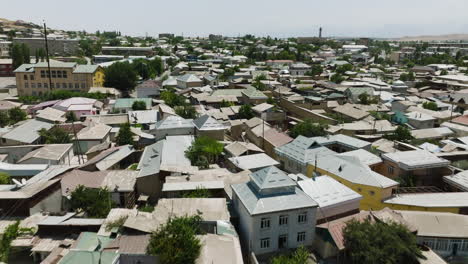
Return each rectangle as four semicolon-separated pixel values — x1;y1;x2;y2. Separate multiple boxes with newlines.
3;0;468;37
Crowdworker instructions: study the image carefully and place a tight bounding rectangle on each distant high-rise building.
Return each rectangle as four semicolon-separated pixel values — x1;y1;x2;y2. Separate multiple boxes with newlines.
319;27;322;38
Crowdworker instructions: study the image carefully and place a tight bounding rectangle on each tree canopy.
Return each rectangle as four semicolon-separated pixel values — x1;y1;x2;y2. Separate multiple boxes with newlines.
104;61;138;95
238;104;255;119
422;101;438;111
383;126;414;143
132;100;147;111
185;136;223;169
343;218;424;264
290;120;328;138
39;127;72;144
270;246;309;264
116;123;134;146
175;105;198;119
69;185;113;218
358;92;378;105
147;215;203;264
0;173;11;185
7;107;27;125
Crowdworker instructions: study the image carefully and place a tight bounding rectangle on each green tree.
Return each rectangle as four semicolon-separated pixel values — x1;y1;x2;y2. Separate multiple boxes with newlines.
160;90;186;107
65;111;77;122
185;136;223;168
175;105;198;119
290;120;328;138
343;218;424;264
132;100;147;111
305;64;323;77
238;104;255;119
0;221;19;262
21;43;30;64
147;215;203;264
253;74;267;90
104;61;138;96
182;187;211;198
330;73;345;84
116;123;134;146
400;72;415;81
422;101;438;111
440;69;448;76
270;246;309;264
335;64;353;74
0;111;9;127
69;185;113;218
39;127;72;144
0;173;11;185
7;107;26;124
10;43;23;70
383;126;414;143
358;92;371;105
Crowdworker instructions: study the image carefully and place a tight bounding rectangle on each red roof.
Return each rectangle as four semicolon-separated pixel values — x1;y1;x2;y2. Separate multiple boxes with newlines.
452;115;468;126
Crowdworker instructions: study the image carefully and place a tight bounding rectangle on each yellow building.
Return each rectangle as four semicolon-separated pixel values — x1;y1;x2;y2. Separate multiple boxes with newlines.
306;154;399;211
14;60;105;96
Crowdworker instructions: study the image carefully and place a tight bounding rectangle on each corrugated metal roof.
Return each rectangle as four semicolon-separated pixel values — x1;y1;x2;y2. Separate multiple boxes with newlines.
2;119;54;144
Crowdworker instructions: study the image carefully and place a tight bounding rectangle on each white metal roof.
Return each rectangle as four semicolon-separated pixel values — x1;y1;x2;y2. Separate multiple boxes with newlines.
298;176;362;208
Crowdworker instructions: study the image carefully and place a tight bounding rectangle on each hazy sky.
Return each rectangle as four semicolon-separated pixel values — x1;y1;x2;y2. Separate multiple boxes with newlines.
3;0;468;38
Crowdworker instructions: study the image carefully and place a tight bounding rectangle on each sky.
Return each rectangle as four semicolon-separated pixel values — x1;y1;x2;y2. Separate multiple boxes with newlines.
2;0;468;38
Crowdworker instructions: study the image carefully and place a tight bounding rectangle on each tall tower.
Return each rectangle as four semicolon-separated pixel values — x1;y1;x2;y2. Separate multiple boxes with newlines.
319;27;322;38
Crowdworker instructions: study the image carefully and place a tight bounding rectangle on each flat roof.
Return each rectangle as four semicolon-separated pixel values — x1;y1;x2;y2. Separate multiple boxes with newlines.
382;150;450;170
384;192;468;208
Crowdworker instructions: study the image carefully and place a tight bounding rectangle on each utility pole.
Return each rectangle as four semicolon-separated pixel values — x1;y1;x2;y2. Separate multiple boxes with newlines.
43;21;52;92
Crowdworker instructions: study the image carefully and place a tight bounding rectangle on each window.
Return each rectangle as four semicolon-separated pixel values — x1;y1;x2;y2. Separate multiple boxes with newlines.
75;83;79;89
31;83;36;88
56;83;60;89
23;75;27;80
69;83;73;89
279;235;288;248
51;71;56;78
30;75;35;80
74;75;78;81
25;82;29;88
279;215;288;226
260;238;270;249
63;71;67;78
297;232;306;242
37;83;42;88
298;212;307;223
41;70;45;78
44;83;48;88
423;238;435;249
261;218;270;229
388;165;394;175
63;83;67;89
50;83;54;89
81;83;86;89
57;71;62;78
461;239;468;251
436;239;448;251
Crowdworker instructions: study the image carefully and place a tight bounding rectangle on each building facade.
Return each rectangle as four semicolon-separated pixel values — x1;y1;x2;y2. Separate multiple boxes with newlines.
14;61;104;96
231;166;318;256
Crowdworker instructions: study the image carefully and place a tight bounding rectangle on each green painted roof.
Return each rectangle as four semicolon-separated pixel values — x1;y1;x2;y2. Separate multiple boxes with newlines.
58;251;119;264
211;89;246;97
114;98;152;109
74;232;114;251
242;87;267;99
